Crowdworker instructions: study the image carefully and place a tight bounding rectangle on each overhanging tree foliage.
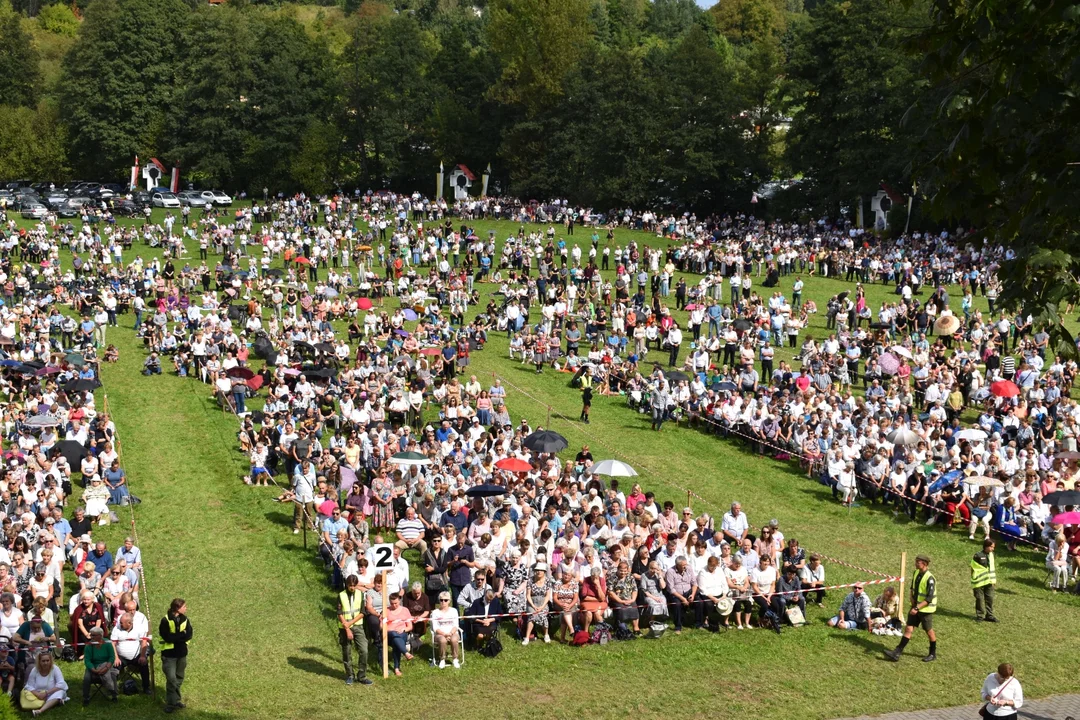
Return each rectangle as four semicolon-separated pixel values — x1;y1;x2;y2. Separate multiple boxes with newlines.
917;0;1080;356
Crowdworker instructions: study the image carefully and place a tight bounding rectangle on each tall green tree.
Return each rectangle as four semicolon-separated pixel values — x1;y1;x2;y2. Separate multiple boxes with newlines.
341;10;436;188
59;0;187;177
783;0;928;215
486;0;592;115
0;0;41;108
167;6;256;188
918;0;1080;354
0;103;68;179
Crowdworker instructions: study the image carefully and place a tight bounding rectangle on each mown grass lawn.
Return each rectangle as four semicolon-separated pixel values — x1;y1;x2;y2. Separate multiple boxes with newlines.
20;210;1080;719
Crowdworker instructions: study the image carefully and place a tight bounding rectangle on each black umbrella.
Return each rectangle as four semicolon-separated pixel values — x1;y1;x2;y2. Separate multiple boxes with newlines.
732;319;752;332
870;321;891;330
265;269;284;278
249;410;266;425
665;370;690;383
1044;490;1080;507
523;430;568;454
838;290;851;302
30;282;51;291
314;343;335;354
712;380;738;392
53;440;87;468
305;367;337;379
65;378;102;393
465;483;508;498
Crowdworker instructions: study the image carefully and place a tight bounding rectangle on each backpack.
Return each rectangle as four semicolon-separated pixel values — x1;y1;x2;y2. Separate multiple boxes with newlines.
571;630;590;646
590;623;612;645
122;679;140;696
614;622;634;641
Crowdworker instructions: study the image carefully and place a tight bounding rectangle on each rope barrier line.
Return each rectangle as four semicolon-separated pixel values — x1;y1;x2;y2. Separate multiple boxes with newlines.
690;410;1050;550
101;392;153;628
490;370;901;578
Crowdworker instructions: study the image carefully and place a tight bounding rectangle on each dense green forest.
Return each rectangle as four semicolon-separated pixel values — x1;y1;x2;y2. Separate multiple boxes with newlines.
0;0;1076;231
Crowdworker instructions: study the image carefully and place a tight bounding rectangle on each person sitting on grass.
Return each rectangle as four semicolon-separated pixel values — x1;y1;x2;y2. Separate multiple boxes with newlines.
827;582;872;630
142;352;161;376
22;650;67;716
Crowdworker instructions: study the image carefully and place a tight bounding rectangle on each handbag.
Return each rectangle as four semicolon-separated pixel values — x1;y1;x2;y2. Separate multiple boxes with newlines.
785;606;806;627
980;676;1013;718
20;689;45;710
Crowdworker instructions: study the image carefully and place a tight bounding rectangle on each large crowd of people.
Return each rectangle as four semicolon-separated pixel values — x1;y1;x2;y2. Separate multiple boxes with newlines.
3;186;1077;692
0;213;153;712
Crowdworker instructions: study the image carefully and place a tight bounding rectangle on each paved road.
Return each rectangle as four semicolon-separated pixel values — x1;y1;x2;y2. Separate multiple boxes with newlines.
836;694;1080;720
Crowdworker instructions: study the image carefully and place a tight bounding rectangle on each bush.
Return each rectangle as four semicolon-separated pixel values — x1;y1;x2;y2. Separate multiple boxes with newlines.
38;3;79;36
0;691;17;720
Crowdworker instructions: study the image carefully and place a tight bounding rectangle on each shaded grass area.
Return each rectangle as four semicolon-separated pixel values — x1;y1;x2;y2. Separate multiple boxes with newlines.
18;211;1079;719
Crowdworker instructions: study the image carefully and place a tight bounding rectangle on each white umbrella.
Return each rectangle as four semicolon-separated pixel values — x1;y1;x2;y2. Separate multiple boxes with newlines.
966;475;1004;488
890;345;913;360
388;451;432;466
591;459;638;477
887;428;922;446
955;428;987;442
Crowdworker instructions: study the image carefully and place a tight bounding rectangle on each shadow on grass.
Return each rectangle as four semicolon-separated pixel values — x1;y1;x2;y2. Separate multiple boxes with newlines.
831;630;896;659
287;654;341;679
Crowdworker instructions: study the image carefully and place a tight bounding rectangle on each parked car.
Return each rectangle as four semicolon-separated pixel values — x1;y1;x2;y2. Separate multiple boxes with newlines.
57;196;93;217
208;190;232;206
112;198;142;216
43;192;69;210
177;190;213;209
151;191;180;208
20;202;48;220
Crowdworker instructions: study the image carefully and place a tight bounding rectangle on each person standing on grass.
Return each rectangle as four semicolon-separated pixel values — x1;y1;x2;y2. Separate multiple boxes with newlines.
971;539;998;623
884;554;937;663
159;598;193;713
579;372;593;424
338;575;372;686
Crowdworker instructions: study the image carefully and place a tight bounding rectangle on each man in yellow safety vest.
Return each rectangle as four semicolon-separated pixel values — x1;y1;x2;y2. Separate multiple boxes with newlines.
884;554;937;663
971;538;998;623
338;574;373;686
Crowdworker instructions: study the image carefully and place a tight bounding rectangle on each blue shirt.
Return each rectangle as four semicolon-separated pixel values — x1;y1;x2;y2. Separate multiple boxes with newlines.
51;519;71;547
321;517;348;537
90;549;114;576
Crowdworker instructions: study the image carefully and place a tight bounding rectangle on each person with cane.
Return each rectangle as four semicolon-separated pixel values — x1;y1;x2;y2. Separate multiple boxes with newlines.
884;554;937;662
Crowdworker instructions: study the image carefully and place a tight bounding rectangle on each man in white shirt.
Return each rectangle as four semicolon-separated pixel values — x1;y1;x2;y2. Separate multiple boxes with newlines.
721;502;750;545
111;612;150;694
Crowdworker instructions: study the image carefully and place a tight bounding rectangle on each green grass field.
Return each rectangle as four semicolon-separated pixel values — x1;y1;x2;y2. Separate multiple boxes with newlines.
19;209;1080;720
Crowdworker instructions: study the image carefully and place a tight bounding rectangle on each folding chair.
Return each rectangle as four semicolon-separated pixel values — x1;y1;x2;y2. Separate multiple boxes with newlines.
428;625;465;667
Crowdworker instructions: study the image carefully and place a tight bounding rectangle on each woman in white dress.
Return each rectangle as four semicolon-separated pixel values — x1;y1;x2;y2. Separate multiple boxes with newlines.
23;651;68;715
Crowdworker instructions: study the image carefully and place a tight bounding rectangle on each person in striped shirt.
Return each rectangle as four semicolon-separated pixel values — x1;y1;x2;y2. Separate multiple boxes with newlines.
395;507;428;555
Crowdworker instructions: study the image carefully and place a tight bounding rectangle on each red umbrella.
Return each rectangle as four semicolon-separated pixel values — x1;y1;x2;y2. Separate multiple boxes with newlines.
227;367;255;380
495;458;531;473
1052;511;1080;525
990;380;1020;398
294;256;311;265
246;375;264;391
357;297;373;310
420;347;441;356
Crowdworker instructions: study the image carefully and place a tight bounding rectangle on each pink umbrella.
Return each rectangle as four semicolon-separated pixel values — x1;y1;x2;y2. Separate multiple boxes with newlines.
1052;511;1080;525
357;297;373;310
879;352;900;375
685;304;700;311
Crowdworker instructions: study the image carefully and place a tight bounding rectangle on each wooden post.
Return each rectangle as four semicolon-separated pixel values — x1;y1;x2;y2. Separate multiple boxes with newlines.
547;405;551;427
381;570;389;679
898;552;907;618
686;490;691;511
302;503;308;550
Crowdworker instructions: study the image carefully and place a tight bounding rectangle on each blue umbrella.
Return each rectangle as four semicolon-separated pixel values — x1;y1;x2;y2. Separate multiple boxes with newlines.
402;308;418;322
